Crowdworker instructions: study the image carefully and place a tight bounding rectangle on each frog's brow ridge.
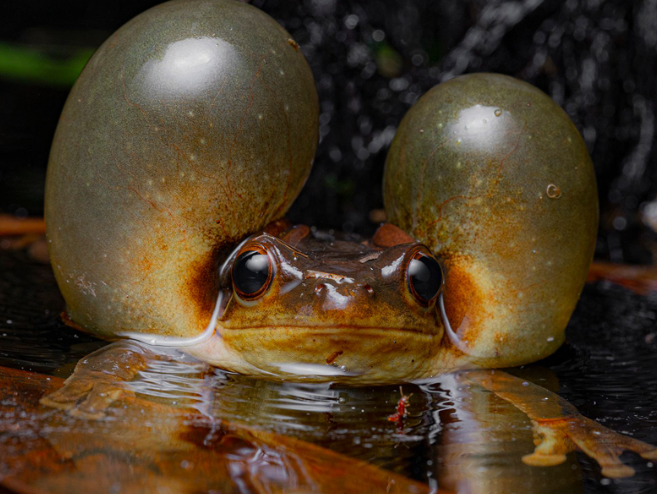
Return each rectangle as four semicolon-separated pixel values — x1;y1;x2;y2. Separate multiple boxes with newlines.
262;233;310;259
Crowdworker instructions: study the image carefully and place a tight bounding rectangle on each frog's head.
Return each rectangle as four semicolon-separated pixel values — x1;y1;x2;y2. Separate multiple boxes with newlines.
214;224;447;381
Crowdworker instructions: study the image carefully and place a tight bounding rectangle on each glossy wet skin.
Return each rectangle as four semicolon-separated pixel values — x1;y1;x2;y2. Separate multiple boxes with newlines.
44;0;597;383
188;224;452;381
385;74;598;370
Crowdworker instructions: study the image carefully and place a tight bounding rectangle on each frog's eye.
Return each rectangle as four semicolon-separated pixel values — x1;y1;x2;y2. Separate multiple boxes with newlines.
407;251;443;306
232;248;273;300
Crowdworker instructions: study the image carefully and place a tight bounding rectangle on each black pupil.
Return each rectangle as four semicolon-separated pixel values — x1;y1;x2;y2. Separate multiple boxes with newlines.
408;255;442;303
233;251;271;296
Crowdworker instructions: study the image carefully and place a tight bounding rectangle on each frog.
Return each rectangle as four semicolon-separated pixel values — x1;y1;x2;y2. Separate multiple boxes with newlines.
41;219;657;478
38;0;656;479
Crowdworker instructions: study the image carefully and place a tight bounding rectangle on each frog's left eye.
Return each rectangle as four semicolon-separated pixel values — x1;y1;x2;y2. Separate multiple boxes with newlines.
232;248;273;300
407;251;443;306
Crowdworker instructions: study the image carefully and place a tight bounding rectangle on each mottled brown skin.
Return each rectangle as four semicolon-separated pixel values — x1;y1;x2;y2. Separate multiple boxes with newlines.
187;224;448;380
45;0;318;340
384;73;598;370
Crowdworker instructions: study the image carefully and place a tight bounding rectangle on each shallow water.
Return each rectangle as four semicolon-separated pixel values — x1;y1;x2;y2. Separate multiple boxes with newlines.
1;249;656;493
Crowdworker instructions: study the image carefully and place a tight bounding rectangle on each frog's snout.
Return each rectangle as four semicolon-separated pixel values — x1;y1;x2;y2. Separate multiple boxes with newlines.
308;271;375;311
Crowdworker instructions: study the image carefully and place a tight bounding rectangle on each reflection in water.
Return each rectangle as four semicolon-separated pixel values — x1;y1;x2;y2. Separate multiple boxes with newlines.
133;356;431;468
1;366;430;494
130;357;213;413
123;357;594;493
425;372;583;494
17;350;594;493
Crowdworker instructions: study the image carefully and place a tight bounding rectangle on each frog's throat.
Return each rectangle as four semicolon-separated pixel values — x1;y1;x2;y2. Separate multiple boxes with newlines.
115;291;223;347
114;236;247;347
439;292;498;360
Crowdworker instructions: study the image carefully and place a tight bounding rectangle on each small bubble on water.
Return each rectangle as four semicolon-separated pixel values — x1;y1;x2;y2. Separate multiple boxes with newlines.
546;184;562;199
6;320;12;324
494;109;502;117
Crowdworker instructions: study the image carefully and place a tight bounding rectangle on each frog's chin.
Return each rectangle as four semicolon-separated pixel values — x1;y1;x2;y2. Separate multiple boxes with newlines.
188;326;455;383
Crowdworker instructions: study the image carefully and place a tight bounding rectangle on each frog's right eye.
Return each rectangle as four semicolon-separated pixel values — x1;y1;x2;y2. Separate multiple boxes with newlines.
232;248;273;300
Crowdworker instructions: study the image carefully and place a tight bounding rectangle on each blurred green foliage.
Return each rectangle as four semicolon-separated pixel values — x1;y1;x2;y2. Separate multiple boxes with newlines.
0;43;92;87
374;42;402;78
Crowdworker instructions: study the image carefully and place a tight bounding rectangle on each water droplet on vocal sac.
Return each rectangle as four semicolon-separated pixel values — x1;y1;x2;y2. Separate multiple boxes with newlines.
494;109;502;117
546;184;562;199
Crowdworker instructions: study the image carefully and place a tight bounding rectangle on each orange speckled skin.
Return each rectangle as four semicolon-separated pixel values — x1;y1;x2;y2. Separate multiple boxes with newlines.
45;0;318;340
384;73;598;370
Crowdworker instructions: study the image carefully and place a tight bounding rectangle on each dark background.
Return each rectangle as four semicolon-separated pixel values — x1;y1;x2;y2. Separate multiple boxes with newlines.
1;0;656;263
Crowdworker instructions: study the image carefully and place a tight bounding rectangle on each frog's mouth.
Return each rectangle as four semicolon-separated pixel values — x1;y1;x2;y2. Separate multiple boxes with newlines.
217;325;445;382
221;324;438;333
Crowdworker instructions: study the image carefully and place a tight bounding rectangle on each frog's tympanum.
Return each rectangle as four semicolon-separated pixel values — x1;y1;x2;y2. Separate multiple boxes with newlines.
41;0;656;478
